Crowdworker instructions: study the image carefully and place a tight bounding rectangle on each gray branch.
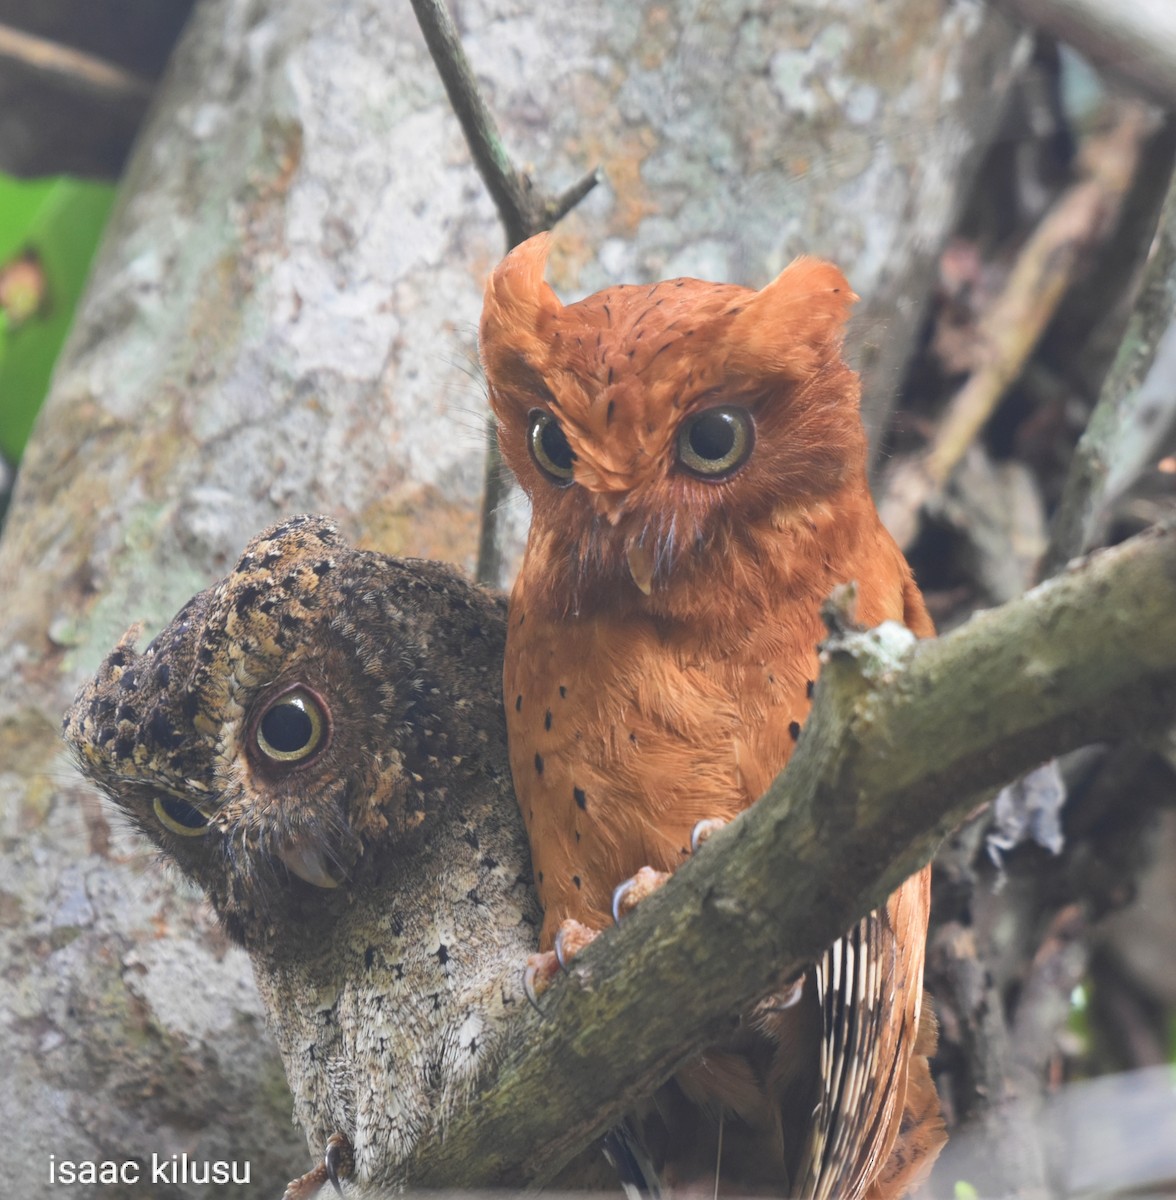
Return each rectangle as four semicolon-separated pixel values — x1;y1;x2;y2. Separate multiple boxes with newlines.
998;0;1176;111
0;20;154;106
405;524;1176;1187
408;0;598;251
1043;138;1176;575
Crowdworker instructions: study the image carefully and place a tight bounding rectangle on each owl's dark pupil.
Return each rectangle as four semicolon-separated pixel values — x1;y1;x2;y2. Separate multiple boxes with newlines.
689;412;737;461
261;703;313;753
540;421;574;470
160;796;207;830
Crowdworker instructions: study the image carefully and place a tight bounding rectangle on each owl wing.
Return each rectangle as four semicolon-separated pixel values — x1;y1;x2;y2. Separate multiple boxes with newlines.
795;869;930;1200
797;546;936;1199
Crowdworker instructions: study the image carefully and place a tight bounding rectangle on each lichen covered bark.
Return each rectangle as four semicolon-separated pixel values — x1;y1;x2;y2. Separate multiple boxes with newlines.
0;0;1022;1193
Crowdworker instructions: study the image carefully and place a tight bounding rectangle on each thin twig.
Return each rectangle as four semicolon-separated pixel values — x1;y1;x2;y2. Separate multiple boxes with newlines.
879;103;1152;551
1042;121;1176;575
474;420;506;590
409;0;598;249
0;21;154;105
932;911;1051;1197
1010;905;1089;1081
409;0;599;586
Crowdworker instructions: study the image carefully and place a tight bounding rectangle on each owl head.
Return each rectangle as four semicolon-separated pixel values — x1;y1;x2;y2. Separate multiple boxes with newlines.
64;515;508;946
480;234;867;613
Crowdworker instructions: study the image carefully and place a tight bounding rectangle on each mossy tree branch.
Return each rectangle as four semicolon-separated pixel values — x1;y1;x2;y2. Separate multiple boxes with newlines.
402;523;1176;1188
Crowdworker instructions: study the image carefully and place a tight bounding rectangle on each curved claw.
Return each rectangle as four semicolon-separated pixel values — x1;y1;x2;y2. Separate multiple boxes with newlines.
610;866;670;923
553;926;572;972
612;876;639;925
777;974;806;1009
523;961;545;1014
324;1133;353;1196
690;817;728;854
757;971;807;1015
326;1163;344;1197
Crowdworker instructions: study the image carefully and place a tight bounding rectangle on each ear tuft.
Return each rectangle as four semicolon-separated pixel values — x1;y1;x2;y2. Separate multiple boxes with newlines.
724;257;858;379
480;234;564;376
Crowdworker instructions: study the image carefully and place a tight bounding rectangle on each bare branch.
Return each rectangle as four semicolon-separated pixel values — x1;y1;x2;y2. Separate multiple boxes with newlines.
879;103;1152;551
0;21;154;106
1043;126;1176;574
998;0;1176;111
405;524;1176;1187
408;0;598;250
408;0;599;588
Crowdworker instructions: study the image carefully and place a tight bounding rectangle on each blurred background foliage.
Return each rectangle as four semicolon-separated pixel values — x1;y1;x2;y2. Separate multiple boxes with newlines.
0;0;191;515
0;174;115;464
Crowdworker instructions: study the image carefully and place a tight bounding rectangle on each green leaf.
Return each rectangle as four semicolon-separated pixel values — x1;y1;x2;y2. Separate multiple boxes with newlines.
0;175;116;461
0;177;56;262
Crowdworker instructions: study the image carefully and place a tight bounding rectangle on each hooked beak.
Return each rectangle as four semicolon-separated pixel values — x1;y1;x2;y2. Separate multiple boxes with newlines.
625;539;655;596
277;836;341;888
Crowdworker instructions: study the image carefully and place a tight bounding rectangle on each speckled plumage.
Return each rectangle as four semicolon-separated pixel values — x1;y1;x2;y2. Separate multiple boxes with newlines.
63;515;543;1192
481;235;945;1198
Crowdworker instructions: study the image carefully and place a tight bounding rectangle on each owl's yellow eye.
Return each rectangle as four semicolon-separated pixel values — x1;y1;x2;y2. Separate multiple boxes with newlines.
254;687;329;764
154;794;211;837
528;411;576;484
677;407;754;478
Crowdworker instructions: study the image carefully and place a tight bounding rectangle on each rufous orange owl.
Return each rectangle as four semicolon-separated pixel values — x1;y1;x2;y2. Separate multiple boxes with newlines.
480;233;944;1198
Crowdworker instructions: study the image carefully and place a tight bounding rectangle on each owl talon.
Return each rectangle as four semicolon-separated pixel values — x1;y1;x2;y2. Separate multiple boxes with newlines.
522;947;565;1006
281;1133;352;1200
755;972;806;1014
611;877;637;925
524;921;598;1005
690;817;729;854
281;1163;327;1200
553;919;598;970
278;1128;355;1195
554;927;572;972
611;865;670;923
324;1132;354;1195
523;956;552;1011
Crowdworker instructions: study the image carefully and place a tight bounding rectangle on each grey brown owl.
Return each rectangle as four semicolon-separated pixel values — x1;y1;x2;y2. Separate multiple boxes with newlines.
63;516;556;1194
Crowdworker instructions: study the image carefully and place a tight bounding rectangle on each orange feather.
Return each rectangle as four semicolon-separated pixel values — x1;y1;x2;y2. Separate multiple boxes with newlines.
482;234;945;1198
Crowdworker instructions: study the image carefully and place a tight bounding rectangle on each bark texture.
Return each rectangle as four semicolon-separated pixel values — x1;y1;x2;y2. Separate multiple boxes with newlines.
0;0;1023;1194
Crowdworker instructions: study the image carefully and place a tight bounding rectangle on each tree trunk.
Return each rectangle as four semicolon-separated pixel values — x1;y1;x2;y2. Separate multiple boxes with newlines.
0;1;1022;1194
